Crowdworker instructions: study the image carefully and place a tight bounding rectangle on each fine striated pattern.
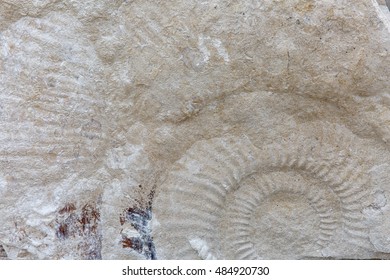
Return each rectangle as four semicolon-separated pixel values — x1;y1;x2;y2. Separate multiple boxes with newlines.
224;172;339;259
0;12;107;259
0;12;107;185
152;123;372;259
0;0;389;260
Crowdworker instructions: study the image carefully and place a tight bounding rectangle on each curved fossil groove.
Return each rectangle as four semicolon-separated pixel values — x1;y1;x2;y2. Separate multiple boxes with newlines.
152;123;372;259
0;13;107;184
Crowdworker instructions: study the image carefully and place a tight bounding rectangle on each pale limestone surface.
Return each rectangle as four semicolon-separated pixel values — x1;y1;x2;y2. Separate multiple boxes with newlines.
0;0;389;259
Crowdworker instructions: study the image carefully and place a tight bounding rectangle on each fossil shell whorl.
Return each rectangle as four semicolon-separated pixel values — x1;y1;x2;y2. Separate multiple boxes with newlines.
224;172;340;259
0;13;107;184
153;136;259;259
152;123;372;259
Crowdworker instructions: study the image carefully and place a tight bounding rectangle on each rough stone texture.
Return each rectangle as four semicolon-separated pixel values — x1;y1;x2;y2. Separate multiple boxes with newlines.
0;0;389;259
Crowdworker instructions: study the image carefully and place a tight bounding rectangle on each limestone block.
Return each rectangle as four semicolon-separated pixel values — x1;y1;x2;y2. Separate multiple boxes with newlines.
0;0;389;259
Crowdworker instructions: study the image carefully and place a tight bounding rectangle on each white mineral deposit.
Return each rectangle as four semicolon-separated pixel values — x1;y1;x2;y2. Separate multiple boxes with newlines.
0;0;389;260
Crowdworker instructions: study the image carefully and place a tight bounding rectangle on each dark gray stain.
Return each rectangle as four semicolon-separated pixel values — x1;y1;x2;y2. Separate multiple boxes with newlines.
0;244;7;260
120;185;157;260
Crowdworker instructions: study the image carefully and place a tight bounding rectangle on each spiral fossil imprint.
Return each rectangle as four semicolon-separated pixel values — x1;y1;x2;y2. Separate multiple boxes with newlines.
152;123;372;259
0;13;107;184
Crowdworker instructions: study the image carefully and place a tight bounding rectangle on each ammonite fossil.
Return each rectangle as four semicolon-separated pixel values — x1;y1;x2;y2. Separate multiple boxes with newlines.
0;12;107;185
152;122;378;259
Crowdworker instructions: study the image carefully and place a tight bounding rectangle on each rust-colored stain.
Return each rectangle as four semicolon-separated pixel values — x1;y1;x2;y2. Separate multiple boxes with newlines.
56;223;69;239
122;237;143;253
119;214;126;226
58;203;76;215
55;202;102;259
79;204;100;235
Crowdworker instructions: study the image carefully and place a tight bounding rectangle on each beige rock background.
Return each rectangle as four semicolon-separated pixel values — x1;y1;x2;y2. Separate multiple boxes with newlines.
0;0;389;259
